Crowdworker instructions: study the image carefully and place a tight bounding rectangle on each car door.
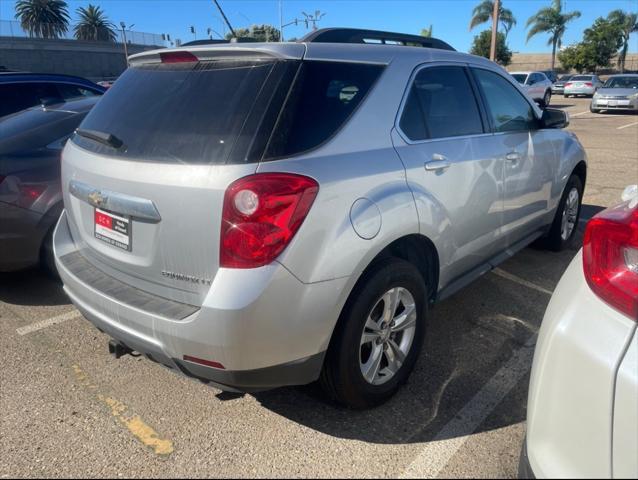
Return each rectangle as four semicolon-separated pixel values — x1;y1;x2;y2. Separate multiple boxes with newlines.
392;64;504;288
472;67;557;245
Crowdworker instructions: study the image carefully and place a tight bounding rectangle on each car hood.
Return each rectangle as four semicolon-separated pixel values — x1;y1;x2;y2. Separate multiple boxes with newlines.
597;88;637;96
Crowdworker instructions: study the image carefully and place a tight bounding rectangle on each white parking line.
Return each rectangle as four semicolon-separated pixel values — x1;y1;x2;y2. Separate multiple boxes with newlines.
400;335;537;478
491;268;553;296
617;121;638;130
16;310;81;335
570;111;590;117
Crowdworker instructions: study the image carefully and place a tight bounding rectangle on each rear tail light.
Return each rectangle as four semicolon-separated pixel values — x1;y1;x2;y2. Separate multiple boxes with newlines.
220;173;319;268
0;175;46;208
583;202;638;320
585;82;593;87
160;51;198;63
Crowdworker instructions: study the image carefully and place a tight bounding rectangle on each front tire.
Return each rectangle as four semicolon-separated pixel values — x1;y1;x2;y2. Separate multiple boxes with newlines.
319;258;427;409
541;174;583;251
541;90;551;108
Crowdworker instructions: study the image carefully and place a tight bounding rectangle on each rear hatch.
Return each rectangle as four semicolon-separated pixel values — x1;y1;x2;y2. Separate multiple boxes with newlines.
61;46;304;306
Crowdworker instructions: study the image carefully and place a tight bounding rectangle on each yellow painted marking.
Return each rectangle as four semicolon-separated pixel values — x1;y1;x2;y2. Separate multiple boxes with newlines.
72;364;173;456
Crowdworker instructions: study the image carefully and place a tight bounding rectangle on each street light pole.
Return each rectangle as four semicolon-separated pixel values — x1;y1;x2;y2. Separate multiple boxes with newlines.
120;22;130;66
489;0;500;62
279;0;284;42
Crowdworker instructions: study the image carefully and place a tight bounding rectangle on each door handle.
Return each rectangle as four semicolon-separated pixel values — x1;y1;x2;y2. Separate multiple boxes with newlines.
425;154;451;172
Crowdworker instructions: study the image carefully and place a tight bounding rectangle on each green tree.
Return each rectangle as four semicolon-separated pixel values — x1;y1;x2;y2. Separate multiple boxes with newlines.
470;29;512;66
420;25;433;38
225;24;281;42
469;0;517;39
608;10;638;73
526;0;581;71
559;18;623;73
74;4;116;42
14;0;70;39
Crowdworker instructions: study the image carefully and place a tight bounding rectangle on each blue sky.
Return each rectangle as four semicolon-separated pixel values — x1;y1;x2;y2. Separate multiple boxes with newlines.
1;0;637;53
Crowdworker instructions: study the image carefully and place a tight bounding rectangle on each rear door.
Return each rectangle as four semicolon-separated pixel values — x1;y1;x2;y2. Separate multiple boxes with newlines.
472;67;557;244
61;52;301;305
392;64;504;285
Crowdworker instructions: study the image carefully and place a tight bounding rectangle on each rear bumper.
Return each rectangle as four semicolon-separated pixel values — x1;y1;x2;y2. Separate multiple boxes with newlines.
526;251;637;478
564;89;595;96
54;210;347;392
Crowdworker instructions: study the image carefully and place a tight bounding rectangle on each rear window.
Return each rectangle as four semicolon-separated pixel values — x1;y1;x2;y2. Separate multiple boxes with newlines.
511;74;527;84
72;58;384;164
571;76;592;81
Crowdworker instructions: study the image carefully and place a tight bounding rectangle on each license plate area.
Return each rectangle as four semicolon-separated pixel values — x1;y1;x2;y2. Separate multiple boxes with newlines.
94;208;131;251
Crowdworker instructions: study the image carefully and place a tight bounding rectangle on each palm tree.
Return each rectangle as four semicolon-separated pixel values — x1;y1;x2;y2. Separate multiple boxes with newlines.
15;0;70;39
526;0;581;71
421;25;433;38
74;4;116;42
469;0;517;40
608;10;638;73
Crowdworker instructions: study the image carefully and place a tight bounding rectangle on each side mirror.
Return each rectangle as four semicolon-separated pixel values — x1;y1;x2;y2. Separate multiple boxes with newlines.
541;108;569;129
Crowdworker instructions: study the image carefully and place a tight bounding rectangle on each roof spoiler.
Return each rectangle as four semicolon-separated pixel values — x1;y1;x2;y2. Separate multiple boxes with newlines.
299;28;455;51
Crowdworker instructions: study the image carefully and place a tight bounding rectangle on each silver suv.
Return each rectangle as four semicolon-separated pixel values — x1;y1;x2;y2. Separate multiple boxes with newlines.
54;29;587;408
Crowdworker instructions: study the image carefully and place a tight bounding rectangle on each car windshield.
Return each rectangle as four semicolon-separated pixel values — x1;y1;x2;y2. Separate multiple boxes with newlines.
511;74;528;84
603;77;638;89
571;76;592;81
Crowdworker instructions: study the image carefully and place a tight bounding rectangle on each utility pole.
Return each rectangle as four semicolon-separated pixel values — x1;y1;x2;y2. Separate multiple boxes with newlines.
279;0;284;42
212;0;236;38
120;22;134;67
489;0;500;62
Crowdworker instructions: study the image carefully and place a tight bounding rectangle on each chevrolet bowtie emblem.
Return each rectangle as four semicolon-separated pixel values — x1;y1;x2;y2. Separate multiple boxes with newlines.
88;190;106;207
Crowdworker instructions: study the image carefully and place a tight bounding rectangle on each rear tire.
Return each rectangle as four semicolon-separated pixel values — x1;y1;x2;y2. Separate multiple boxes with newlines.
541;174;583;252
319;258;427;409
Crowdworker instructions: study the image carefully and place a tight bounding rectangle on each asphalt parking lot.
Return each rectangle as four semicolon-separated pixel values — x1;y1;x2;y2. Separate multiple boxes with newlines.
1;96;637;478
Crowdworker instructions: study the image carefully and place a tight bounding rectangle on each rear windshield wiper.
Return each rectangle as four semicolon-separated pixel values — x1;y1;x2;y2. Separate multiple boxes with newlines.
75;128;124;149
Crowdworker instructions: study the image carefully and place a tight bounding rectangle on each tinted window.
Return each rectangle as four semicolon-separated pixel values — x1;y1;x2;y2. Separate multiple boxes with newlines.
399;66;484;141
73;59;293;164
56;83;100;100
511;74;527;84
571;76;593;81
473;68;538;133
0;82;61;117
264;61;383;159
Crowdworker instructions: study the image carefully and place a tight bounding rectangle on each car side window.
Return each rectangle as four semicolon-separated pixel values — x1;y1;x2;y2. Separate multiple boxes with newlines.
0;84;37;117
56;83;99;100
399;66;484;141
472;68;538;133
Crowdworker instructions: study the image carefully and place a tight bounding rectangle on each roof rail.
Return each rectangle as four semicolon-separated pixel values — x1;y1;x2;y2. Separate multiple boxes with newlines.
180;37;258;47
299;28;455;51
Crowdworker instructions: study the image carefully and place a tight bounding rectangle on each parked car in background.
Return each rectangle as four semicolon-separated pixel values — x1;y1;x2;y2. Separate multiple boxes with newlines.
520;186;638;479
591;74;638;114
540;70;558;83
551;74;574;95
510;71;553;107
0;96;100;273
54;29;586;408
563;74;604;98
0;73;105;118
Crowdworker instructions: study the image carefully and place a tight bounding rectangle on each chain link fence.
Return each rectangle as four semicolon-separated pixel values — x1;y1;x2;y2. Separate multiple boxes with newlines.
1;19;166;47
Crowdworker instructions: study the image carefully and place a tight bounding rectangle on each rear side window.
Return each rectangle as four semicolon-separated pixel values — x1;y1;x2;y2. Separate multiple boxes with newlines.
264;61;384;159
73;59;293;164
473;68;538;133
0;82;59;117
55;83;101;100
399;66;484;141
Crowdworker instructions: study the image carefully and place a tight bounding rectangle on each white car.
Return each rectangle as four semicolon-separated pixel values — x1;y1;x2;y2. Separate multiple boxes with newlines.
563;74;604;98
520;185;638;479
510;71;553;107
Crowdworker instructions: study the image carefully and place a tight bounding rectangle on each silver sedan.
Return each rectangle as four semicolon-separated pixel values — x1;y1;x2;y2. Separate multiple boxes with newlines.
564;74;604;97
591;74;638;113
